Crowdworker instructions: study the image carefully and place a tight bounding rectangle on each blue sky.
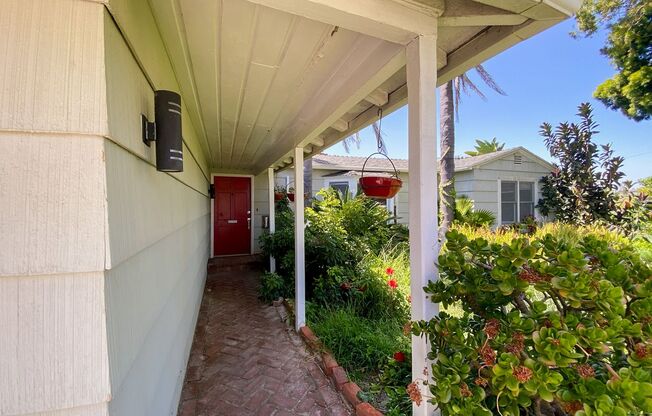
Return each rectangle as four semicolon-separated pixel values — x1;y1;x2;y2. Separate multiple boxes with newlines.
329;19;651;181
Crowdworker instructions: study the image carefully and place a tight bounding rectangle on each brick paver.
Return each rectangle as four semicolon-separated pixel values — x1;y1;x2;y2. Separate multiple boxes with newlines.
178;268;352;416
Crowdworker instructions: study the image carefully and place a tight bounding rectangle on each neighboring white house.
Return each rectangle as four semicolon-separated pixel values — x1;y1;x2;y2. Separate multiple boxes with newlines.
278;147;554;226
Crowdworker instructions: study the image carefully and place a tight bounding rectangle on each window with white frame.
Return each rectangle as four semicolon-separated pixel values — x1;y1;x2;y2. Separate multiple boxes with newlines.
328;181;351;197
500;180;535;224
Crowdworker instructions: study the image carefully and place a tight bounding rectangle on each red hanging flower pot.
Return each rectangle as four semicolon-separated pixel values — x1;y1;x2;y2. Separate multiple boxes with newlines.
287;193;295;202
274;191;285;201
358;152;402;199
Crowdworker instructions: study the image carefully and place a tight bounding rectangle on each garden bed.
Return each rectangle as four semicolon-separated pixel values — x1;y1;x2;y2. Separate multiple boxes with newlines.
260;189;652;416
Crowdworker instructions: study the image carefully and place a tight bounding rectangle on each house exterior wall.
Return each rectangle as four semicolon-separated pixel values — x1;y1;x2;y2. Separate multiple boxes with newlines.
0;1;212;415
276;152;551;227
103;6;210;416
0;1;111;415
467;154;551;224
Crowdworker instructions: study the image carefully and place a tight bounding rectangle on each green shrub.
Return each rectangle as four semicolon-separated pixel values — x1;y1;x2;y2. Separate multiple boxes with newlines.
372;355;413;415
413;229;652;416
259;272;290;302
454;196;496;228
259;188;407;302
308;305;410;379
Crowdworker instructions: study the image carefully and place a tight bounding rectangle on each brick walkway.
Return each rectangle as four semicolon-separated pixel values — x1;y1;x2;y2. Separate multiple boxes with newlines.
178;268;352;416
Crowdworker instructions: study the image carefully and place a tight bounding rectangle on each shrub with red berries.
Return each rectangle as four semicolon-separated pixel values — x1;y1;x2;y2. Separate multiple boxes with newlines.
412;230;652;415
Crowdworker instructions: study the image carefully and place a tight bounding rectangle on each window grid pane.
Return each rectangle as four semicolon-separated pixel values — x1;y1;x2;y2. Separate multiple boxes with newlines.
519;182;534;203
501;181;516;202
501;202;516;223
519;203;534;221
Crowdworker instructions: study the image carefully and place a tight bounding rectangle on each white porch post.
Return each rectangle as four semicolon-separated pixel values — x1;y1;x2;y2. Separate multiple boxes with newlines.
407;34;439;415
294;148;306;331
267;167;277;273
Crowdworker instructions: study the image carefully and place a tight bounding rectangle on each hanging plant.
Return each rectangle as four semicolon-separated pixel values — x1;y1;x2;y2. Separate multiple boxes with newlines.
286;183;296;202
359;153;403;199
358;108;402;199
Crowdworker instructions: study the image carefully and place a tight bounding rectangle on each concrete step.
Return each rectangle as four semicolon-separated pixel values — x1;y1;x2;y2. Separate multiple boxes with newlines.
208;254;264;274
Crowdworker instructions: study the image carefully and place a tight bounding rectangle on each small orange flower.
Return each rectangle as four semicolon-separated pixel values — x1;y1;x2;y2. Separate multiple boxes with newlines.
483;319;500;339
388;279;398;289
478;344;496;366
474;377;488;387
459;382;472;398
406;382;422;406
403;322;412;336
506;333;525;354
393;351;405;362
576;364;595;379
513;366;533;383
386;267;395;276
562;401;583;414
635;343;650;359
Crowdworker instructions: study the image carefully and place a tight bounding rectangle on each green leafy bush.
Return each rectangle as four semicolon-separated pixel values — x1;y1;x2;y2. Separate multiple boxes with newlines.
308;305;410;378
259;188;407;302
372;354;413;415
259;272;291;302
414;229;652;416
454;196;496;228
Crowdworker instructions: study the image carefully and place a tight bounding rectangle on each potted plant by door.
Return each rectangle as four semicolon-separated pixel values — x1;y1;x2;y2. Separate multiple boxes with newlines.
274;186;286;201
286;185;296;202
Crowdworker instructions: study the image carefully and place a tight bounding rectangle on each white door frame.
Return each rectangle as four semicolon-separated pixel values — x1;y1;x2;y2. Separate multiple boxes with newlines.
211;173;255;257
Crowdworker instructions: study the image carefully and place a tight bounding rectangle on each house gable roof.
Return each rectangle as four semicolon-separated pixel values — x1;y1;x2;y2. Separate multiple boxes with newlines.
311;147;554;173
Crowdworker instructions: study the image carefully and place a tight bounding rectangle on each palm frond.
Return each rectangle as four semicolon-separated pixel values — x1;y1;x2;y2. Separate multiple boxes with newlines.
343;131;361;153
372;121;387;154
475;64;507;96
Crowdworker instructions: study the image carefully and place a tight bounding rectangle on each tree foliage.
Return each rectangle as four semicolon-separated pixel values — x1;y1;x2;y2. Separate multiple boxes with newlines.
414;229;652;416
574;0;652;121
465;138;506;156
537;103;625;225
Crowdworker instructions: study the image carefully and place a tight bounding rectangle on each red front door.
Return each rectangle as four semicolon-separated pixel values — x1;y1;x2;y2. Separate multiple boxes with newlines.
214;176;251;256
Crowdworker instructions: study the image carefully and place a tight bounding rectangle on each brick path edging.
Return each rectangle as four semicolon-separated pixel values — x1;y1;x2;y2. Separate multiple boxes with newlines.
282;300;384;416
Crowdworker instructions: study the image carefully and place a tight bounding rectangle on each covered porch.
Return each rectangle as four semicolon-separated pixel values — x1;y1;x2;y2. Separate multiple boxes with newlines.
0;0;579;415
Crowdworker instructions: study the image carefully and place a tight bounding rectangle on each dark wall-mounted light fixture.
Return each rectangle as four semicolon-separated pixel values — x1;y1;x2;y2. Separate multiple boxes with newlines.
141;90;184;172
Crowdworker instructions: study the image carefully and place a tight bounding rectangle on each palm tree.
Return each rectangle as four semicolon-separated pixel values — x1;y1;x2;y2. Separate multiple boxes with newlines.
464;138;506;156
439;65;506;239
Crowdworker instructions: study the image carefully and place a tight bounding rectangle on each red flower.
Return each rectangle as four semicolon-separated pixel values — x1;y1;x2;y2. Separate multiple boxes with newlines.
393;351;405;362
386;267;395;276
387;279;398;289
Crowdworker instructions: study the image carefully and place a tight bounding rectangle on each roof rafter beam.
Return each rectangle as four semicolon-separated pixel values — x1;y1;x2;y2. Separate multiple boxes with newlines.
364;88;389;107
331;118;349;132
439;14;528;27
243;0;442;45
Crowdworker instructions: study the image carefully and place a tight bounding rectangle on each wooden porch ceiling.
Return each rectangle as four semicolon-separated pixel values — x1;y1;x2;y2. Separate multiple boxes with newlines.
146;0;578;174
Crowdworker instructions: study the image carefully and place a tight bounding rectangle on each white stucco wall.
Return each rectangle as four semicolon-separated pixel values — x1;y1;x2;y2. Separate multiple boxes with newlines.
103;7;210;416
0;1;111;415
